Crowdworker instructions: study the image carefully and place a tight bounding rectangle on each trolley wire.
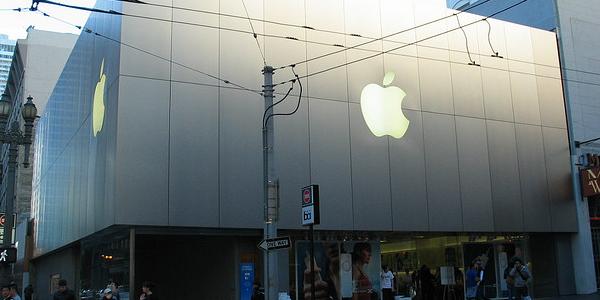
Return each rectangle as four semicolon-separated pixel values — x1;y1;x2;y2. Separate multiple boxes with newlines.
37;9;263;95
32;0;587;76
22;2;600;90
273;0;531;86
0;8;29;12
240;0;266;66
275;0;496;70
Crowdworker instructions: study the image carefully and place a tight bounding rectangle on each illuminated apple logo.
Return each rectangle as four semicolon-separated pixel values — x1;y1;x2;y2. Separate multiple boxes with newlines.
360;72;409;139
93;59;106;137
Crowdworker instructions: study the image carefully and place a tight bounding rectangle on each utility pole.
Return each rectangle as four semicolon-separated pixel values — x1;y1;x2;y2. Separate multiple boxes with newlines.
262;66;278;300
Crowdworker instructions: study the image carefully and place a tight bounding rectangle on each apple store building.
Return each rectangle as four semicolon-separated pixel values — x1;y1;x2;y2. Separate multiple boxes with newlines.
29;0;583;299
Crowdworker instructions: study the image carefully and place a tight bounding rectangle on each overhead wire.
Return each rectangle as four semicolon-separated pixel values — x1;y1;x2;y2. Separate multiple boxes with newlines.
33;0;574;75
483;19;502;58
32;0;122;15
99;0;494;70
101;0;489;44
0;8;29;12
454;14;479;66
273;0;531;86
262;79;295;128
240;0;266;66
274;0;496;70
21;1;600;91
36;9;263;95
264;66;302;127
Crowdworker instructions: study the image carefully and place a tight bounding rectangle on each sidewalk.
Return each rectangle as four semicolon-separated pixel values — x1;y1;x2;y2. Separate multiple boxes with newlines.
538;294;600;300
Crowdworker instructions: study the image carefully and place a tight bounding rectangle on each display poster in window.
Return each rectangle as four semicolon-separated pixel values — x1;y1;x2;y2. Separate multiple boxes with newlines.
295;241;381;300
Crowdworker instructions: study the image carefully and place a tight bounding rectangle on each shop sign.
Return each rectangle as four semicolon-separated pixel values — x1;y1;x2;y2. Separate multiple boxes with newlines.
581;166;600;197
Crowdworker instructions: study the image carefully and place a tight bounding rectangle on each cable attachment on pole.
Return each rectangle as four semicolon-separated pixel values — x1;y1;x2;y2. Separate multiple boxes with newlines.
30;0;39;11
454;14;480;67
484;18;503;58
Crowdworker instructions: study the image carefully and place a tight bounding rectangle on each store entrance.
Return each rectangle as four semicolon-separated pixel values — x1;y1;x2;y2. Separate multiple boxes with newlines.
380;235;528;300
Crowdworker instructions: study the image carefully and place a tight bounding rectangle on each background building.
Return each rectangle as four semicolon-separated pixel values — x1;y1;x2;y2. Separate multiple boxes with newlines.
1;28;76;294
448;0;556;31
30;0;581;299
0;35;16;94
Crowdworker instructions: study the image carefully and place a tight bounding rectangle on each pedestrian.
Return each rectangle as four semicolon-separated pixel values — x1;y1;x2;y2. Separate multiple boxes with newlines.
401;270;412;297
465;263;478;300
53;280;75;300
380;265;394;300
418;265;434;300
509;259;530;300
2;286;13;300
251;281;265;300
23;285;32;300
102;288;114;300
9;284;20;300
504;264;515;300
108;281;121;300
139;281;158;300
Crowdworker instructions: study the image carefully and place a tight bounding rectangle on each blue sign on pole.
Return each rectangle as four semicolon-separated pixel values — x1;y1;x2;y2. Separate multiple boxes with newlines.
240;263;255;300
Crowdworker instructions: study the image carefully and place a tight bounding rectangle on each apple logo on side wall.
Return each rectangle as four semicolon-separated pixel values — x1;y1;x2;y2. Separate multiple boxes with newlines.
360;72;409;139
93;59;106;137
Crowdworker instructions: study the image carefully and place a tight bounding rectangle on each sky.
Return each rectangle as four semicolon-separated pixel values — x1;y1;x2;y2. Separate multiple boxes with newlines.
0;0;96;40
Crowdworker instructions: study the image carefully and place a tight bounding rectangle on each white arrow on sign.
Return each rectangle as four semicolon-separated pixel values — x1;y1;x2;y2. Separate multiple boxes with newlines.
258;236;291;251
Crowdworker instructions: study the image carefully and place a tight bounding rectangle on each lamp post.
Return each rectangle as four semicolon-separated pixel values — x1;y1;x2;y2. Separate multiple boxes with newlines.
0;93;37;285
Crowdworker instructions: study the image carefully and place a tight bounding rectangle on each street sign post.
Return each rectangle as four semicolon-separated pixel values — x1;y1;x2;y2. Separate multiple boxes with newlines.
301;184;320;300
301;185;320;226
258;236;291;251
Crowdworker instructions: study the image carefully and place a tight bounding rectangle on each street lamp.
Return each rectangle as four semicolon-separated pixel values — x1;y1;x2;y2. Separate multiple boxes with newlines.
0;93;37;284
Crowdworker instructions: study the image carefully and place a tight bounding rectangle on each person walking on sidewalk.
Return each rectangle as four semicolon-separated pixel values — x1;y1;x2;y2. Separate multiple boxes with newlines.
9;284;20;300
53;280;75;300
380;265;394;300
465;263;478;300
2;286;13;300
139;281;158;300
509;259;530;300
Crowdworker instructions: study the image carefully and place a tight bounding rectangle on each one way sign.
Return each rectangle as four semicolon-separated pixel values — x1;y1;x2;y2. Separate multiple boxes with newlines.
258;236;291;251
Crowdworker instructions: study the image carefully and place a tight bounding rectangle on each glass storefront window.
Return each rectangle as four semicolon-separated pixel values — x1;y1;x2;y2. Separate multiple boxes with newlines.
288;233;531;300
80;230;130;300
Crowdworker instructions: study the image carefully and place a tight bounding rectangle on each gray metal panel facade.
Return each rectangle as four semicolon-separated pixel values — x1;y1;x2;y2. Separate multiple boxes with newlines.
419;59;454;114
390;110;428;231
116;76;170;226
169;83;220;227
33;0;578;255
274;95;311;230
543;127;577;231
482;68;514;122
516;124;552;231
452;63;485;118
309;98;353;230
487;120;524;232
349;104;392;230
423;113;462;231
456;117;494;232
108;1;579;232
510;73;541;126
218;88;263;228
